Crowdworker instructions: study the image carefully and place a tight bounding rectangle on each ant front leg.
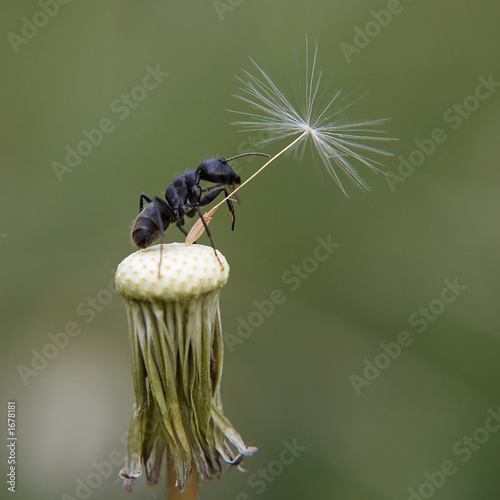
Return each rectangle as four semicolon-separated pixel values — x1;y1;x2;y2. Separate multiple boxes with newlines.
198;186;236;231
200;183;223;193
225;188;237;231
175;218;189;237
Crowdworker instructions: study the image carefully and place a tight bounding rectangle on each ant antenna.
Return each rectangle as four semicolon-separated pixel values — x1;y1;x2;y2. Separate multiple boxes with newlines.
225;152;271;162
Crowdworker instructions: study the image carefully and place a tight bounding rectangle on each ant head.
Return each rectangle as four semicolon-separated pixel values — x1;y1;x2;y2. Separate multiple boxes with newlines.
197;158;241;185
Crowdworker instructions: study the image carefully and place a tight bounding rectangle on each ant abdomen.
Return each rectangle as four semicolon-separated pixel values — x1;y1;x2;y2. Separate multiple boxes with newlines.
132;226;157;249
131;204;169;249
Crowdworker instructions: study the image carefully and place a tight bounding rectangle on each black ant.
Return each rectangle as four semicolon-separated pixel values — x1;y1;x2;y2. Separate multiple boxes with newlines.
131;152;270;269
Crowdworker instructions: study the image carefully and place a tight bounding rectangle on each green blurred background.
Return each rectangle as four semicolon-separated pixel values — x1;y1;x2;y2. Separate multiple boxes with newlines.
1;1;500;499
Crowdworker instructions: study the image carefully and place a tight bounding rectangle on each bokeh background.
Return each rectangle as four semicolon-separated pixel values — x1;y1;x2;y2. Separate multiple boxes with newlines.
1;1;500;499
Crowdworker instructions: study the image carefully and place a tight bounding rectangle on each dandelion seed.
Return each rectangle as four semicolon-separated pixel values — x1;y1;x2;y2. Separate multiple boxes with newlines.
185;40;396;245
230;39;396;194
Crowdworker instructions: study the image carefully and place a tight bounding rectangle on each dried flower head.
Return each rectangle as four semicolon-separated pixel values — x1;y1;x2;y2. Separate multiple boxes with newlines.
116;243;257;493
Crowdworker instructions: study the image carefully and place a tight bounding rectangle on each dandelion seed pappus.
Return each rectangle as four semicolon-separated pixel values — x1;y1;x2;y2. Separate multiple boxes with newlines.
229;38;397;195
184;39;397;245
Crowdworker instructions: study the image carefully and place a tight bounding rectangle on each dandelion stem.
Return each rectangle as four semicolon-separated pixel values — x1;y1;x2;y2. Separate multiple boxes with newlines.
212;130;309;212
166;453;199;500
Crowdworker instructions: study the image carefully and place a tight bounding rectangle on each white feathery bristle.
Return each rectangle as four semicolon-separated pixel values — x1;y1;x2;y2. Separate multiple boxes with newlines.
229;39;397;195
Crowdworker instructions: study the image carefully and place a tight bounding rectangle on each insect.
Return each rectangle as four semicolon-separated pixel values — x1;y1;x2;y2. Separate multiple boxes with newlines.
131;152;270;269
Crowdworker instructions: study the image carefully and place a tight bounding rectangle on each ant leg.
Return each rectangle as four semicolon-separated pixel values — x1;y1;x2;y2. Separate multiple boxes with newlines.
151;197;176;278
139;193;153;212
194;207;223;268
152;196;170;237
178;214;200;244
225;188;237;231
230;182;241;205
220;187;237;231
200;183;240;211
151;198;166;277
138;193;179;271
200;183;223;193
153;196;177;221
175;217;187;236
198;186;237;231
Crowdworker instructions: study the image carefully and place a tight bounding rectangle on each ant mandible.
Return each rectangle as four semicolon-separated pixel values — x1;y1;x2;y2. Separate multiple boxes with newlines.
131;152;270;269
